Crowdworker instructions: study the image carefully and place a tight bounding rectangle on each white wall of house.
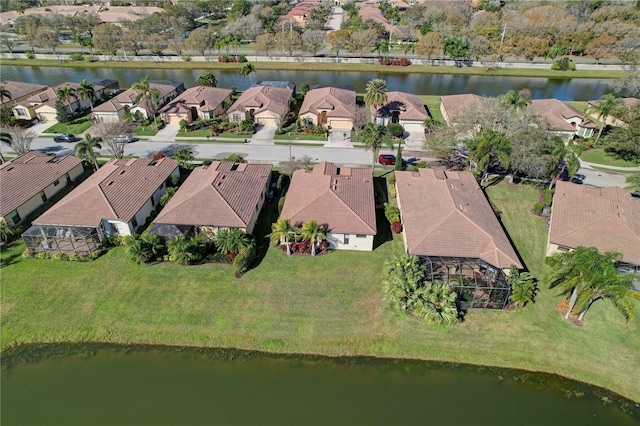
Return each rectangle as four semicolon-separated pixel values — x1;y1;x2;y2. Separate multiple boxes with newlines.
92;110;126;123
326;232;374;251
245;178;270;234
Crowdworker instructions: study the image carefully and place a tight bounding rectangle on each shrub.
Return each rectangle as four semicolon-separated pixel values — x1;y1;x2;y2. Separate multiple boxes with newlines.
22;249;34;259
278;196;286;214
543;188;554;206
391;221;403;234
160;187;177;206
25;51;35;59
234;240;256;275
388;123;405;138
84;55;95;62
388;181;397;198
533;202;545;215
238;54;247;62
35;252;48;259
180;54;191;62
551;57;576;71
69;52;84;61
385;203;401;223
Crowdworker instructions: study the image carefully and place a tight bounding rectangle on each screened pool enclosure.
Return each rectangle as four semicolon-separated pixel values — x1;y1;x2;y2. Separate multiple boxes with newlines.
22;225;101;255
421;256;511;310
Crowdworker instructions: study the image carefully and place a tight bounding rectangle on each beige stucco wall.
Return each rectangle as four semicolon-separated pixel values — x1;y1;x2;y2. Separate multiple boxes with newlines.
327;118;353;129
92;110;126;123
255;110;281;127
326;232;374;251
12;105;37;120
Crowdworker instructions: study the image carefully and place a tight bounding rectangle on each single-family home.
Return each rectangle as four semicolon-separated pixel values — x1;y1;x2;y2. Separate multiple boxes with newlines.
22;157;179;255
372;91;430;132
280;0;320;27
299;86;356;130
0;151;84;226
529;98;597;139
547;181;640;276
358;1;392;31
150;161;272;239
279;162;377;251
158;86;233;125
92;80;184;123
395;168;523;309
439;94;485;125
586;97;639;127
227;81;295;128
0;80;47;120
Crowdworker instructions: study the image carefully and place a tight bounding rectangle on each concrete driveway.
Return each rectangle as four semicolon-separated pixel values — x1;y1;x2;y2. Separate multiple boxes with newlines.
325;7;343;31
148;124;179;142
403;129;426;151
325;129;353;148
250;126;276;145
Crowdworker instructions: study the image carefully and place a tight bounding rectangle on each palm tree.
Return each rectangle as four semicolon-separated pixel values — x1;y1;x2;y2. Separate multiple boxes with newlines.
364;78;387;112
173;147;194;169
574;268;635;322
56;85;77;111
0;217;14;243
544;247;622;321
591;93;623;141
168;236;193;265
0;84;11;102
299;220;326;256
141;233;166;261
125;234;147;263
548;140;581;189
625;175;640;192
269;218;294;255
215;228;252;257
74;133;102;171
500;89;530;110
507;265;536;308
361;123;394;171
0;132;11;163
383;254;426;311
131;76;160;119
196;72;217;87
412;281;459;325
76;79;96;111
468;129;511;187
240;63;256;85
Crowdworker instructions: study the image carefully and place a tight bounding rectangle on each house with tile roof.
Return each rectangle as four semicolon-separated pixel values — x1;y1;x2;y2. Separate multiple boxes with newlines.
372;91;430;132
159;86;233;125
280;0;321;26
439;94;485;125
150;161;272;239
529;99;597;139
299;86;356;130
1;80;48;120
586;97;639;127
547;181;640;274
227;82;294;128
0;151;84;226
23;157;179;255
395;168;522;309
279;162;377;251
92;80;184;123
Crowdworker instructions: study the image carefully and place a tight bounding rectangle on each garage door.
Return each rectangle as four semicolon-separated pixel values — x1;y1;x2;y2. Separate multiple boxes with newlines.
256;117;278;127
400;121;424;132
328;119;352;130
168;115;185;125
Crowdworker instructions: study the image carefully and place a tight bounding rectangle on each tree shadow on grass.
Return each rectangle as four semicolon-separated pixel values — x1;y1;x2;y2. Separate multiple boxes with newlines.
0;244;22;268
373;207;393;250
251;201;280;268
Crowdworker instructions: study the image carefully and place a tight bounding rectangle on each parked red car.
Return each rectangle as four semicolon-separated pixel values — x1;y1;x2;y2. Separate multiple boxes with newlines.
378;154;396;165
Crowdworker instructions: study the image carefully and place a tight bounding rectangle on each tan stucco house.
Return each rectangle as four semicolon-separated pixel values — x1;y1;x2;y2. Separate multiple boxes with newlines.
299;86;355;130
227;81;294;128
159;86;233;125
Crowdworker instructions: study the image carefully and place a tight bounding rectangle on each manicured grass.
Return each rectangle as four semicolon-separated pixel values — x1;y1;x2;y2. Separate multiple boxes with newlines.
274;141;324;146
0;58;625;79
135;126;159;136
1;186;639;401
420;95;443;123
177;129;212;138
218;132;252;138
274;134;327;141
43;116;92;135
566;101;590;114
580;148;640;167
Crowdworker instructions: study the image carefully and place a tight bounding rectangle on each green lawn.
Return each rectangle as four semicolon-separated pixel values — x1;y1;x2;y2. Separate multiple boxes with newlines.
135;126;159;136
420;95;443;123
1;184;639;401
44;116;92;135
580;148;640;167
274;134;327;141
177;129;212;138
566;101;590;114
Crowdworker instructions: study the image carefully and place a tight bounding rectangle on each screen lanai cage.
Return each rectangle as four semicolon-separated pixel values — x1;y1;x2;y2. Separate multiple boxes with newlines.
421;256;511;310
22;225;101;256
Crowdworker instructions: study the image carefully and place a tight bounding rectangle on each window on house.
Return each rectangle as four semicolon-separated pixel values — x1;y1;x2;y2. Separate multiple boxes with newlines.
15;108;27;117
151;197;155;207
344;235;350;245
306;116;313;124
39;191;47;202
131;217;138;229
356;234;366;238
9;210;21;225
53;179;60;186
232;113;242;122
65;173;71;184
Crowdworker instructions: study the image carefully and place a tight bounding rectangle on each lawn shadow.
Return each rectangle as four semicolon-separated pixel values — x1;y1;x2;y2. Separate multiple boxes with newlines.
251;201;280;268
373;207;393;250
0;243;22;268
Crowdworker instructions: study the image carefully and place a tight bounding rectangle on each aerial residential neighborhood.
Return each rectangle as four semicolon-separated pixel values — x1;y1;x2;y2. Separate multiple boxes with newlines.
0;0;639;423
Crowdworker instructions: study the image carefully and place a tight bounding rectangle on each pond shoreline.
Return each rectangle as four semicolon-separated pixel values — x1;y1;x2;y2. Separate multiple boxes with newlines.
3;341;639;410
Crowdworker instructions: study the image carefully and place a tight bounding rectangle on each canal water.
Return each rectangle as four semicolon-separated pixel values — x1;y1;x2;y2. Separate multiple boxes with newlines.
1;347;637;425
0;65;611;100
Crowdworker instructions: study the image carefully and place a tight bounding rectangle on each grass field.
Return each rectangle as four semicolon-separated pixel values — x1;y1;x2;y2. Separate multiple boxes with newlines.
420;95;443;123
43;116;92;135
580;148;640;167
1;181;638;401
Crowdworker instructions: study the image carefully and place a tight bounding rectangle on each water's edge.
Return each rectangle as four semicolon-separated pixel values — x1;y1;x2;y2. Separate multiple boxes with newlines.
2;342;639;413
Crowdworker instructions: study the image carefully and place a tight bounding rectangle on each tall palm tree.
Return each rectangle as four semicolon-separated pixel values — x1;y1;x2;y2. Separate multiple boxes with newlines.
545;247;622;321
591;93;623;141
0;84;11;102
364;78;388;112
383;254;426;312
361;123;394;171
131;76;160;119
196;72;217;87
215;228;252;257
173;147;194;169
74;133;102;171
269;218;294;256
507;265;536;308
412;281;459;325
56;85;77;112
299;220;326;256
76;79;96;111
468;128;511;187
240;63;256;85
575;270;635;323
548;140;581;189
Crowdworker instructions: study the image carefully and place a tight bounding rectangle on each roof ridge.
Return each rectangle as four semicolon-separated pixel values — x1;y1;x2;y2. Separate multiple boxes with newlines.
330;184;375;233
210;180;246;225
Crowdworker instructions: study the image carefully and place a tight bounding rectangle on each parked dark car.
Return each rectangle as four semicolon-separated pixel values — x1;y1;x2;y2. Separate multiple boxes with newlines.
53;133;78;143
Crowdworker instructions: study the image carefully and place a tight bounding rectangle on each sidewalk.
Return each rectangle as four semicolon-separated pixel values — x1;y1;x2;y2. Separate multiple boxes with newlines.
579;159;640;172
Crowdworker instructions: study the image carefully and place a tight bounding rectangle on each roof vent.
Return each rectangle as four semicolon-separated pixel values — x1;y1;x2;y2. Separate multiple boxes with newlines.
120;170;126;175
107;181;114;186
336;167;341;175
230;164;239;172
458;204;464;211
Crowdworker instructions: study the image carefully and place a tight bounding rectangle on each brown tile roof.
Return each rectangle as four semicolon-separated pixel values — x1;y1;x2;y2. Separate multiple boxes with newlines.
158;86;232;114
92;99;126;113
357;2;391;30
34;157;178;228
395;168;522;269
529;99;593;132
111;81;183;111
153;162;272;228
588;97;639;109
228;84;293;118
0;152;83;216
299;86;356;119
549;181;640;266
374;91;430;121
440;94;484;123
280;162;376;235
0;80;47;105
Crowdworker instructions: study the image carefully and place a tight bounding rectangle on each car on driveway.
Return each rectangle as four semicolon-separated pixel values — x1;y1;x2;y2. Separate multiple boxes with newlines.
53;133;78;143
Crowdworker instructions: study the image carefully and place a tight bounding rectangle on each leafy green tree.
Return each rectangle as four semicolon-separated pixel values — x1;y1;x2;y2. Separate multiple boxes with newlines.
549;140;581;189
591;93;624;141
0;217;14;243
196;72;217;87
74;133;102;171
0;84;11;102
364;78;388;110
240;63;256;85
383;254;426;312
132;76;160;118
507;266;536;308
173;148;194;169
299;220;326;256
625;175;640;192
76;79;96;110
269;218;294;255
362;124;394;171
444;36;469;60
55;99;71;123
575;273;635;323
299;82;310;95
467;129;511;187
499;90;531;110
602;104;640;163
215;228;252;257
412;281;459;325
